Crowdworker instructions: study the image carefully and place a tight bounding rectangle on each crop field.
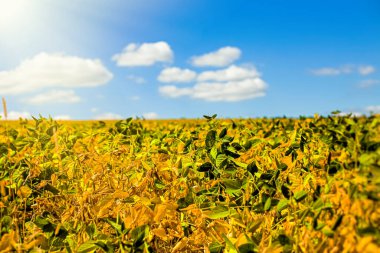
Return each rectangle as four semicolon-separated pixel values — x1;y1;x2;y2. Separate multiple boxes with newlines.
0;114;379;252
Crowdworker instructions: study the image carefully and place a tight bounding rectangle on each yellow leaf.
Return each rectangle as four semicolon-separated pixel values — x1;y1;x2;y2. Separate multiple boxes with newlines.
112;190;129;199
177;142;185;153
171;237;188;253
356;237;379;253
154;204;167;222
51;173;58;185
17;186;32;198
152;227;168;241
96;196;114;218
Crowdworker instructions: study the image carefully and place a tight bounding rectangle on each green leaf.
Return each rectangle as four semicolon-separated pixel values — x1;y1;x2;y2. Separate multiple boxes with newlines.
232;160;247;168
237;235;256;253
43;183;60;195
285;148;293;156
197;162;213;172
277;199;289;212
131;225;149;248
331;110;341;115
247;220;262;233
264;197;272;211
281;184;291;199
312;198;324;210
77;240;100;253
206;130;217;149
105;218;123;235
225;147;240;158
46;126;56;136
322;227;334;237
94;241;114;253
203;114;217;120
154;179;166;189
332;215;343;231
294;190;308;202
216;154;228;169
203;206;234;219
219;128;228;138
222;179;242;194
247;161;258;175
260;173;273;180
313;220;326;231
357;226;378;236
34;216;49;228
210;146;218;161
209;241;224;253
85;223;97;239
222;234;238;253
277;162;288;171
0;143;8;156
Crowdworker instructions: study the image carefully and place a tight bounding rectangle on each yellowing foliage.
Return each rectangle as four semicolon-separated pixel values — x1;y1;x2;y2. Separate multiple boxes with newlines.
0;115;379;252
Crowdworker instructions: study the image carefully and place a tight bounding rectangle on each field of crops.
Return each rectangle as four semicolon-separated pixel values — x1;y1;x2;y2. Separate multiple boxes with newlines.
0;114;379;252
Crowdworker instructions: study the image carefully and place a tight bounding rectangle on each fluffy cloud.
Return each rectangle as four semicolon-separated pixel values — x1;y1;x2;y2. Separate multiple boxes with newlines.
311;65;375;76
159;64;267;102
158;67;197;83
366;105;380;114
1;111;31;120
126;75;146;84
130;96;140;101
311;66;353;76
190;46;241;67
54;115;71;120
358;65;375;75
112;41;173;67
358;79;380;88
26;90;81;104
0;53;113;95
336;111;363;117
94;112;123;120
159;85;192;98
143;112;159;119
197;65;259;82
160;78;267;102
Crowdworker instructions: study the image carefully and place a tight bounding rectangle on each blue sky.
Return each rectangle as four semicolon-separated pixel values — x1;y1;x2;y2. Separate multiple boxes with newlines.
0;0;379;119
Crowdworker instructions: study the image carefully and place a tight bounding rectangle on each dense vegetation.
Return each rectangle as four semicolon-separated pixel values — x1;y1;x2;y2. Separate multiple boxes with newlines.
0;114;379;252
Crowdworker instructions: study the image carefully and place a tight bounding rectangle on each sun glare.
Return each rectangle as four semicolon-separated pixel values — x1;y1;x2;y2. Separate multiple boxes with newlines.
0;0;36;33
0;1;25;23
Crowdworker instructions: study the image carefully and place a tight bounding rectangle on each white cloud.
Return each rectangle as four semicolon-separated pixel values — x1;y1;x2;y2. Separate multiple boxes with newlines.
126;75;146;84
366;105;380;114
190;46;241;67
91;107;98;113
94;112;123;120
336;111;363;117
311;64;376;76
160;78;267;102
159;64;267;102
1;111;31;120
26;90;81;104
311;66;353;76
158;67;197;83
143;112;159;119
197;65;259;82
358;79;380;88
112;41;173;67
159;85;192;98
311;68;342;76
358;65;375;75
0;53;113;95
130;96;140;101
54;115;71;120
